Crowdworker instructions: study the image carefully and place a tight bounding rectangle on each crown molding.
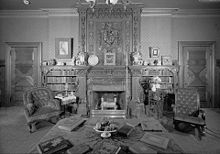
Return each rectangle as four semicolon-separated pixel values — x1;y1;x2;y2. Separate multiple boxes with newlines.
1;8;220;18
142;8;178;16
142;8;220;17
0;10;48;18
172;9;220;17
0;8;78;18
41;8;78;17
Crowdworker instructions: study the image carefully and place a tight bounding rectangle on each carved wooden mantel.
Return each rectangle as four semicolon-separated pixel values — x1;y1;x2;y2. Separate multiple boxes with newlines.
77;4;143;117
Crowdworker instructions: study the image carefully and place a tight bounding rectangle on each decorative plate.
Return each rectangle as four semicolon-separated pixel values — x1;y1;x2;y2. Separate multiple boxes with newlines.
88;55;99;66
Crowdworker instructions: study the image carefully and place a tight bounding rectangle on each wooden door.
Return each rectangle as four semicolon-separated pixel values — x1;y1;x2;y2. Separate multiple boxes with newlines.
179;41;215;107
6;43;41;106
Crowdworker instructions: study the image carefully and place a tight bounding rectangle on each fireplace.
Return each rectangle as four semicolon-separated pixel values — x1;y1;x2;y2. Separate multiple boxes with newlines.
92;92;125;110
77;5;142;117
87;66;130;118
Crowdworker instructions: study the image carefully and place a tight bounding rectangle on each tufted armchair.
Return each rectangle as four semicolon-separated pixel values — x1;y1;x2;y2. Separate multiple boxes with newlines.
23;87;62;133
173;88;206;140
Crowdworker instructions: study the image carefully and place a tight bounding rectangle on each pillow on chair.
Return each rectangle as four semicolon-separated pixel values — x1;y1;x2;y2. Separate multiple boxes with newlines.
32;90;49;108
26;103;36;116
32;90;49;101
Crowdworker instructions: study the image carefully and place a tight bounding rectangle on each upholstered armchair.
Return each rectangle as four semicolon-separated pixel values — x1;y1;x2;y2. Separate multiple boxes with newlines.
173;88;206;140
23;87;62;133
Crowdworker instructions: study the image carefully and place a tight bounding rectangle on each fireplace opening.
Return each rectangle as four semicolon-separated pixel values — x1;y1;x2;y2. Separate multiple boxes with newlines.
91;91;125;111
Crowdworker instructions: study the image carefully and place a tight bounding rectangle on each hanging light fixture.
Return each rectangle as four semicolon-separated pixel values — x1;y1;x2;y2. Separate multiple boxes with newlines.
23;0;30;5
84;0;131;10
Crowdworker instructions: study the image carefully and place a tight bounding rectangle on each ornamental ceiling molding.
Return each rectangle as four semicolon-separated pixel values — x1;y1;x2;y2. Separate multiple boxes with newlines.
1;8;220;18
86;7;133;19
142;8;220;17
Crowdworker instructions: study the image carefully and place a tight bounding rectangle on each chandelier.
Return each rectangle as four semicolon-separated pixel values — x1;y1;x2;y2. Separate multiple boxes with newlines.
84;0;131;10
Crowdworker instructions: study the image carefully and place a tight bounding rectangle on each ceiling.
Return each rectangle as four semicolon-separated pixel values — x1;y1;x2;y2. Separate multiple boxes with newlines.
0;0;220;10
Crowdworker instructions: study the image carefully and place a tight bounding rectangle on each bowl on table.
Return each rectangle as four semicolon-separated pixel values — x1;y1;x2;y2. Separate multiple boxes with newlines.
93;120;118;138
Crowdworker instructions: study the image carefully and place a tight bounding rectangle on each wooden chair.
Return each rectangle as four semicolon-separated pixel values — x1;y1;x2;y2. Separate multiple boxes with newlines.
173;88;206;140
23;87;62;133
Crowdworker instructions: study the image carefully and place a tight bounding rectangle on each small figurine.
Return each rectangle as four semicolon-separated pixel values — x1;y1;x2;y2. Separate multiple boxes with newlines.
75;51;87;66
131;51;143;65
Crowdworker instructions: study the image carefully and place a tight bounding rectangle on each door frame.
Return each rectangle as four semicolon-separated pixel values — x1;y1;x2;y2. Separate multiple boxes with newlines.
5;42;42;104
178;41;216;107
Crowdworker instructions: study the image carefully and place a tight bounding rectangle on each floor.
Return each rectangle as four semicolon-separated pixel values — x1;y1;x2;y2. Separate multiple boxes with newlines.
0;106;220;153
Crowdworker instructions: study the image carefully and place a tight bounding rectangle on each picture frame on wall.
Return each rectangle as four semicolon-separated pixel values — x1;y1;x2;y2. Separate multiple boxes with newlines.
161;56;172;65
149;47;159;58
104;52;116;65
55;38;73;59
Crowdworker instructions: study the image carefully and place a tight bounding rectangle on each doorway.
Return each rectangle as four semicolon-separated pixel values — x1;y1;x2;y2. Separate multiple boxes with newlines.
6;42;42;106
178;41;215;107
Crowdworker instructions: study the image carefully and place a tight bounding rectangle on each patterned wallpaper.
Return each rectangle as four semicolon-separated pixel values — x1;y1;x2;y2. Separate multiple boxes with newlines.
141;16;172;62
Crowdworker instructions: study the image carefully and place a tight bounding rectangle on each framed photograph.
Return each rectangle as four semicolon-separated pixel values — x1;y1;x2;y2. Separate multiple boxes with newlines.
55;38;73;59
149;47;159;58
104;52;116;65
162;56;172;65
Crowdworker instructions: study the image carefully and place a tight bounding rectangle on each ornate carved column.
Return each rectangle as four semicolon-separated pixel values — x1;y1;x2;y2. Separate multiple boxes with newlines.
78;7;87;53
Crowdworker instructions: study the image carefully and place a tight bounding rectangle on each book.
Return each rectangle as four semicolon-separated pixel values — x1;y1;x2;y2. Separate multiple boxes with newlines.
125;118;140;127
128;142;157;154
37;136;73;154
91;142;121;154
66;144;92;154
58;117;87;131
117;123;134;137
140;132;170;149
141;117;166;132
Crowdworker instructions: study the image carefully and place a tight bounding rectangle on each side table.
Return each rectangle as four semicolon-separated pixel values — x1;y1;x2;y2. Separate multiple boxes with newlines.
55;94;79;117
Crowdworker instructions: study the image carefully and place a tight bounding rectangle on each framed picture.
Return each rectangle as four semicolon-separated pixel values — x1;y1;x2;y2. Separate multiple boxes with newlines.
149;47;159;58
162;56;172;65
104;52;116;65
55;38;73;59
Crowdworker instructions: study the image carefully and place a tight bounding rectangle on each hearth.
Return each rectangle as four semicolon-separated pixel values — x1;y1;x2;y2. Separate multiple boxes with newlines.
87;66;130;118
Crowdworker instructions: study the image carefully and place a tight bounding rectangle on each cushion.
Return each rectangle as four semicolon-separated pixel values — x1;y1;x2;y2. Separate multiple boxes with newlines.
32;90;49;101
174;115;205;125
34;99;49;108
26;103;36;116
32;107;59;117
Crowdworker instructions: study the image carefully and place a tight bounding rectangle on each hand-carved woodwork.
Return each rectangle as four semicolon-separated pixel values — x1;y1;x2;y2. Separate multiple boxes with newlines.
78;8;87;53
77;4;142;66
77;4;143;117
